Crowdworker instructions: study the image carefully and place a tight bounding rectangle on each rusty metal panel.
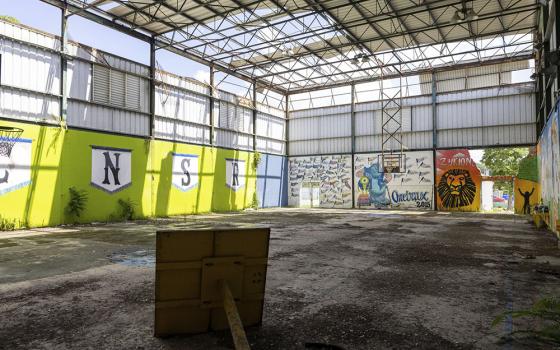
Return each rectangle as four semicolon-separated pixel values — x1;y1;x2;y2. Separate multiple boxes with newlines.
154;227;270;337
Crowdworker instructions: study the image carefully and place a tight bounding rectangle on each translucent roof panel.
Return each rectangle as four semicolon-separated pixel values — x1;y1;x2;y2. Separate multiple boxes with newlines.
44;0;539;94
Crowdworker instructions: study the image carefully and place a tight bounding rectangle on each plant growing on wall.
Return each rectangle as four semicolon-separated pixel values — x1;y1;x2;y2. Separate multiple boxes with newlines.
117;198;136;221
0;216;17;231
493;295;560;345
251;191;259;210
253;151;262;170
65;187;88;221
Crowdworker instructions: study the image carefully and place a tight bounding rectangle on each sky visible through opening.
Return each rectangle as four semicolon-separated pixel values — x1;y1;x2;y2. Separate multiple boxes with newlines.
0;0;534;107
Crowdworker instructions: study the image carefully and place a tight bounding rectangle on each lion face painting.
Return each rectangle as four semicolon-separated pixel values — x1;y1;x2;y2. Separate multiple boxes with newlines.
437;169;477;208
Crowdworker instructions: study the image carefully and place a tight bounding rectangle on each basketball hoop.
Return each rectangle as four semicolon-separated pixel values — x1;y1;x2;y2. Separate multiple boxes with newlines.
381;153;403;173
0;126;23;158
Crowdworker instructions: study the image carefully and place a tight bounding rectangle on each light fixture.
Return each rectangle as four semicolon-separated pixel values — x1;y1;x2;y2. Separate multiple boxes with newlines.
351;53;370;65
466;9;478;20
450;8;478;24
450;10;464;24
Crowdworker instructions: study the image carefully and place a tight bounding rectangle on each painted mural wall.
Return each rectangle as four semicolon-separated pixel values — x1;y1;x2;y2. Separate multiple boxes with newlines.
538;106;560;234
0;120;257;228
514;149;540;215
256;154;288;208
435;149;482;212
354;151;434;209
288;155;352;208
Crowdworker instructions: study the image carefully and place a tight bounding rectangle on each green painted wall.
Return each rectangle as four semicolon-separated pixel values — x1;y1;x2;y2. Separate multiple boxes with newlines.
0;120;257;228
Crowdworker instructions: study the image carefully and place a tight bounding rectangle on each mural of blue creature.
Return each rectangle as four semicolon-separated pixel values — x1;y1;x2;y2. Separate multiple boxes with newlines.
360;163;390;207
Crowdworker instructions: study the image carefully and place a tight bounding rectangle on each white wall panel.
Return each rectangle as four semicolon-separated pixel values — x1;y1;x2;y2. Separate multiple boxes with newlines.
0;87;59;123
438;128;484;148
256;112;285;141
215;129;253;151
0;39;60;94
355;111;376;136
67;59;91;101
215;101;253;134
0;22;59;50
437;99;483;129
412;105;432;131
70;44;149;77
155;86;209;125
256;137;285;155
256;103;284;118
67;100;149;136
158;72;209;95
154;116;210;145
355;135;381;153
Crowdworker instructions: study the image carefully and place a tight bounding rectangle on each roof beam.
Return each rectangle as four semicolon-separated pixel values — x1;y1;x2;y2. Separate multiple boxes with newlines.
40;0;287;95
288;54;533;95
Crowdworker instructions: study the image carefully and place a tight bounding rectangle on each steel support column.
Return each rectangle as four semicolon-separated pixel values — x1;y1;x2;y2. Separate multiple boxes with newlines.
209;65;215;146
252;81;257;152
285;95;289;157
60;4;68;123
556;0;560;102
431;72;438;211
350;83;356;209
149;37;156;138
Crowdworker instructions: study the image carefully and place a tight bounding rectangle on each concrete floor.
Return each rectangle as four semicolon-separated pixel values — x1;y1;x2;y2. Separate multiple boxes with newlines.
1;209;559;350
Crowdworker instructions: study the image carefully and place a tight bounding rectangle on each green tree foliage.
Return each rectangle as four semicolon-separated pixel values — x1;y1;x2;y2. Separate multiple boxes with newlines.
0;16;20;24
481;147;528;193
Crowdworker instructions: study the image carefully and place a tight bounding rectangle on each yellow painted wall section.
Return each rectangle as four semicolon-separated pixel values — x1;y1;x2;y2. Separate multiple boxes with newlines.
0;121;64;227
0;120;257;228
514;179;540;215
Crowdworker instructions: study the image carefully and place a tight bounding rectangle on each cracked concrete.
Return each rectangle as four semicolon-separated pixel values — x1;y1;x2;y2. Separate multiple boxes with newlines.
1;209;559;349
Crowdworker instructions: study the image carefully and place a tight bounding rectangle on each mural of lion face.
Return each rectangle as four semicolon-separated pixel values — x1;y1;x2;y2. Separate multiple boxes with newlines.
437;169;477;208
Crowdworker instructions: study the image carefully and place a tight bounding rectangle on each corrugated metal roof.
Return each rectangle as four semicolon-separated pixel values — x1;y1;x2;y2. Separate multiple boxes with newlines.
42;0;538;93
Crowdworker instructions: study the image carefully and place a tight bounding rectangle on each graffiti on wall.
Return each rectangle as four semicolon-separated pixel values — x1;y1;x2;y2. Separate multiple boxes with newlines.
91;146;132;193
0;138;32;195
514;150;540;215
435;149;481;212
354;151;434;209
288;155;352;208
538;108;560;233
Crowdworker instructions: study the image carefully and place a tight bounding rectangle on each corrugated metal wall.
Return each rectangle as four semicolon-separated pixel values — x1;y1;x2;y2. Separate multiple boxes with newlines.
289;82;536;156
0;20;286;155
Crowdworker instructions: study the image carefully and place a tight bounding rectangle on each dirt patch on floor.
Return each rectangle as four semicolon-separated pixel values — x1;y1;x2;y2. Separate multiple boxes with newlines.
1;209;559;349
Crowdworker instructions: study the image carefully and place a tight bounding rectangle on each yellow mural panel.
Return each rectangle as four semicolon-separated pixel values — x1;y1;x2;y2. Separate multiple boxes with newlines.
0;120;257;228
514;179;540;215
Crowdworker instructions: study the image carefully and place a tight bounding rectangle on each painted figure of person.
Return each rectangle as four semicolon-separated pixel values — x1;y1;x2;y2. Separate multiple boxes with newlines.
518;187;535;214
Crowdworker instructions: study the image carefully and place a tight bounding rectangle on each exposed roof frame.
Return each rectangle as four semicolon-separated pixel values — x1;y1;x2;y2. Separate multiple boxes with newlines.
41;0;539;95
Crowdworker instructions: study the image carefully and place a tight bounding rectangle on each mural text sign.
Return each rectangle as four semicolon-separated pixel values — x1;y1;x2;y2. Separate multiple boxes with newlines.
172;153;199;192
225;158;245;191
91;146;132;193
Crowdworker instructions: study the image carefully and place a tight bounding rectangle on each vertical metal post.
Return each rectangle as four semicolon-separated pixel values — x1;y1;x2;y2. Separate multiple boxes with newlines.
285;94;289;156
556;0;560;105
252;81;257;152
60;5;68;123
350;83;356;209
149;37;156;138
209;65;215;146
543;3;552;121
431;72;438;211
